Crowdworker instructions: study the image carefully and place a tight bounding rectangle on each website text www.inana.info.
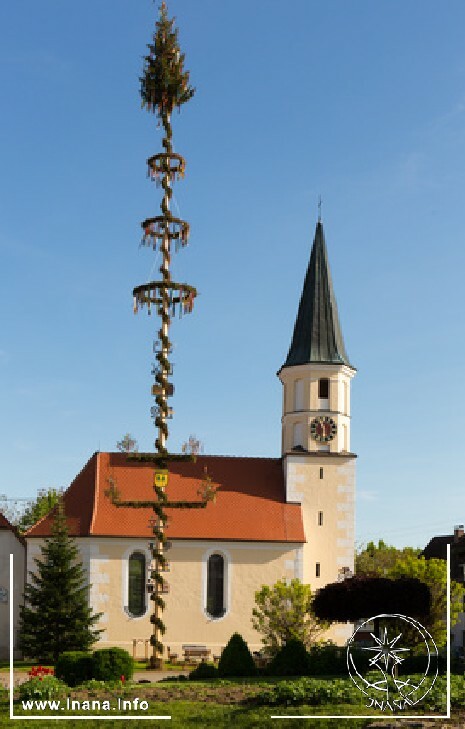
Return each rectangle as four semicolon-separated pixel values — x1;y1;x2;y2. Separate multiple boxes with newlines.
21;697;150;713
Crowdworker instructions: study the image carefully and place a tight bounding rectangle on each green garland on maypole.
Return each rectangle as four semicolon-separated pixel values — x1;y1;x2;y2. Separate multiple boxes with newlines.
108;2;216;670
138;0;195;456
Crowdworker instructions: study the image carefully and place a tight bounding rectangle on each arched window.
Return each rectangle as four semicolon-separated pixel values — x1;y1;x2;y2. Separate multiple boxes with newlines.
206;554;225;618
128;552;146;617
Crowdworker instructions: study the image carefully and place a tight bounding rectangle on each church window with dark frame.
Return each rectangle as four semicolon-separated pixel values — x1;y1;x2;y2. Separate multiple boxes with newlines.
128;551;146;617
318;378;329;399
206;553;225;618
315;562;321;578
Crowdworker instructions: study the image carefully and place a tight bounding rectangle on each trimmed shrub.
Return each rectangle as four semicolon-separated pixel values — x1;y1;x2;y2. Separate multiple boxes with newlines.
189;661;218;680
55;651;93;687
218;633;256;677
313;576;430;622
307;642;371;676
91;648;134;682
267;639;310;676
307;642;345;676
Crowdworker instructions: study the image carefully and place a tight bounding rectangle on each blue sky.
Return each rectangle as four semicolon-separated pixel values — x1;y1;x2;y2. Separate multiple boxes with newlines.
1;1;465;549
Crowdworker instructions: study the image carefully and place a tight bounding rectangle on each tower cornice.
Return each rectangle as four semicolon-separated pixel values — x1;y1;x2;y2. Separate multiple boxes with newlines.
278;362;357;380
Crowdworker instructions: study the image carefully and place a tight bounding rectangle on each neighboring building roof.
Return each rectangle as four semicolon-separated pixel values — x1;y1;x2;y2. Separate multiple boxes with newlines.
283;221;353;369
0;512;26;545
422;535;454;560
0;513;12;530
26;452;305;544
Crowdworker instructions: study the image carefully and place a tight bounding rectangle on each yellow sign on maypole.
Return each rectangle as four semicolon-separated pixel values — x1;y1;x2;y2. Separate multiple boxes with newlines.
154;470;169;489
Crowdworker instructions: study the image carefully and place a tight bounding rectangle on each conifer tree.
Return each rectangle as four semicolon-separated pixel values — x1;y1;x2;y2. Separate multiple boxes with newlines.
19;504;102;663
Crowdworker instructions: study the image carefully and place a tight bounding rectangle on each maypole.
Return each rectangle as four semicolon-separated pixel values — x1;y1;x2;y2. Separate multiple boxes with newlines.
107;2;216;669
136;0;195;456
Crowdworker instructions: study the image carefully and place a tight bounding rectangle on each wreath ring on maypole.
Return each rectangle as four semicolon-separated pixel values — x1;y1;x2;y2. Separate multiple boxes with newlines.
141;215;190;249
147;152;186;181
133;281;197;315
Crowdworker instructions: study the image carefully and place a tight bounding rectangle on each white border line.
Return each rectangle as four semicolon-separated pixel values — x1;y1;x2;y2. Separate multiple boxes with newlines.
446;542;451;718
9;553;13;720
9;553;171;720
271;546;452;720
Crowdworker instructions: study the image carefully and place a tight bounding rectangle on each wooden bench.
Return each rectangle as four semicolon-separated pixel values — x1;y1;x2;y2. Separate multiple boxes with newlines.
182;644;211;663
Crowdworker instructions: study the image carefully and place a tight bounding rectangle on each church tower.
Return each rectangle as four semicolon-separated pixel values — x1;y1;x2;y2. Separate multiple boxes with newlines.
278;221;356;637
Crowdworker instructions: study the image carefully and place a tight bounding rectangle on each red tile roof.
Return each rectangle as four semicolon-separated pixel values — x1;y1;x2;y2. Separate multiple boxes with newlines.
26;452;305;543
0;513;14;530
0;512;26;545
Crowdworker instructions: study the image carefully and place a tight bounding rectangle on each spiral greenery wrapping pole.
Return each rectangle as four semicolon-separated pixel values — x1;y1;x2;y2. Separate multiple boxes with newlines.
157;112;173;456
107;2;217;669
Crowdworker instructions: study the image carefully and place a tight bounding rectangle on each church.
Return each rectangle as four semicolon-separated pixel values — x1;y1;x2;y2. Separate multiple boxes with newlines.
22;220;356;659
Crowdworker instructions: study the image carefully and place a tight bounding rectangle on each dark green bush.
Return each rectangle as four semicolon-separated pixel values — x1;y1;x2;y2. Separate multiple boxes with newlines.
450;655;464;675
307;642;345;675
218;633;256;677
91;648;134;682
401;653;446;675
267;639;310;676
189;660;218;680
307;642;371;676
55;651;93;687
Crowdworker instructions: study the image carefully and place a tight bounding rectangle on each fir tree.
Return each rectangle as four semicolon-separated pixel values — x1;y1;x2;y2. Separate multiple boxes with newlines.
140;1;195;122
19;503;102;663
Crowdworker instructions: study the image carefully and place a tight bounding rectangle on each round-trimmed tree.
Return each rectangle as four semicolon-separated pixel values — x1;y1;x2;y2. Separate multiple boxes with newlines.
312;575;431;623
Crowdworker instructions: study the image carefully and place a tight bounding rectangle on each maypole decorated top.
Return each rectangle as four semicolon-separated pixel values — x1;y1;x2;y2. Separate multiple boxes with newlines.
140;1;195;119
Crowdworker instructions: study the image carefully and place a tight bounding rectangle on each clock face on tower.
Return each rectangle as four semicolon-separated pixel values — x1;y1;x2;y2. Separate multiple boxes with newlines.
310;416;337;443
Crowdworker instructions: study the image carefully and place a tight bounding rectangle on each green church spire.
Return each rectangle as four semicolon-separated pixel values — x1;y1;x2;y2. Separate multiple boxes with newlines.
283;221;353;369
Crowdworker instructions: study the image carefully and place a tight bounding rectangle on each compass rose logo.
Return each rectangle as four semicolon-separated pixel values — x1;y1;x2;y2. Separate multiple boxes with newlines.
347;614;439;712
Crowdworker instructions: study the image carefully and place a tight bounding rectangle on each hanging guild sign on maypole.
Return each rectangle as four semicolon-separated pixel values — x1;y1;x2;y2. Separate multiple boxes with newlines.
154;470;169;489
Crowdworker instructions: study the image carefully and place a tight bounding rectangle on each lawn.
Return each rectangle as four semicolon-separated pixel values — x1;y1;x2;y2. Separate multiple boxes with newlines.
1;675;461;728
0;694;384;729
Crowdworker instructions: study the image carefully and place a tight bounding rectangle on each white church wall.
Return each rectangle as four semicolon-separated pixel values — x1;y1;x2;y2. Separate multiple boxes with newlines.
54;537;305;657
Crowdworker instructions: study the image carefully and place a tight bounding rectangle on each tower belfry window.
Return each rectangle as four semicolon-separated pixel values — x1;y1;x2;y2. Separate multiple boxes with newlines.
318;378;329;399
